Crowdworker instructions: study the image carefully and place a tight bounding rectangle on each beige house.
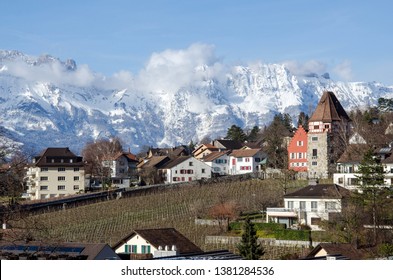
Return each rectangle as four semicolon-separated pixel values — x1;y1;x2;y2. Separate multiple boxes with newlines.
192;143;219;159
24;147;85;200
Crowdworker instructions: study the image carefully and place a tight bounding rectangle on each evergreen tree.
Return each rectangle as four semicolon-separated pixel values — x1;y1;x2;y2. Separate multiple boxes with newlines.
297;111;309;128
247;126;260;142
237;216;265;260
188;140;195;152
356;148;390;245
225;125;247;142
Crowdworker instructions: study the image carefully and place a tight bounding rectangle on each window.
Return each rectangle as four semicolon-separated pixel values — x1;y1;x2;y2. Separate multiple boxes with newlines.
245;158;250;162
125;245;137;253
311;201;318;212
58;176;65;181
348;178;359;185
287;201;294;209
41;167;48;172
40;185;48;190
300;201;306;210
237;158;243;162
40;176;48;181
74;176;79;181
74;167;79;172
201;169;205;173
325;201;337;211
73;185;79;190
58;185;66;190
312;136;318;141
325;124;330;129
297;141;303;146
314;125;319;129
58;167;65;172
187;170;193;174
311;218;321;225
312;161;317;166
298;153;303;159
312;149;318;158
141;245;151;254
255;158;260;162
189;162;193;166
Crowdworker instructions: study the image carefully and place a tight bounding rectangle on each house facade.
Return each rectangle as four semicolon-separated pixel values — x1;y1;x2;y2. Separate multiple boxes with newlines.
160;156;212;184
228;149;266;175
192;144;219;159
200;151;230;176
24;147;85;200
334;145;393;190
113;228;202;259
287;125;308;172
266;183;350;230
101;152;139;188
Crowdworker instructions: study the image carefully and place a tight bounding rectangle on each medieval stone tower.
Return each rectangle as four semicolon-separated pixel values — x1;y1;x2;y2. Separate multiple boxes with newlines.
307;91;351;179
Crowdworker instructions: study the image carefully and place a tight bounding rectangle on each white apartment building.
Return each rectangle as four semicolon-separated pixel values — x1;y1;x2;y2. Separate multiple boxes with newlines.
24;147;85;200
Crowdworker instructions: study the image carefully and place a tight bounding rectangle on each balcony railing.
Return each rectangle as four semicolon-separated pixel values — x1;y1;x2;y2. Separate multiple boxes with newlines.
267;207;296;213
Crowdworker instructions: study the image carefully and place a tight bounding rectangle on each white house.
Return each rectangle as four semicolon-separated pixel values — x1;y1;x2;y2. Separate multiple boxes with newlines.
101;151;139;188
266;183;351;230
200;151;230;176
228;149;266;175
333;145;393;190
159;156;212;184
112;228;202;259
24;147;85;200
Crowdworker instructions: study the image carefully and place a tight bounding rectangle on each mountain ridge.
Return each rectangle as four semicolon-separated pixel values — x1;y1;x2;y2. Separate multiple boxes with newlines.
1;50;393;154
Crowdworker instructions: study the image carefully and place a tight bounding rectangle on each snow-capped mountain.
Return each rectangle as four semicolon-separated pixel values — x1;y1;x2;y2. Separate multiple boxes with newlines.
1;50;393;154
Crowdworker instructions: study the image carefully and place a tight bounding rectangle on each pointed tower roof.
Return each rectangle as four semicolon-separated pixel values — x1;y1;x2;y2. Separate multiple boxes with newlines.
309;91;350;123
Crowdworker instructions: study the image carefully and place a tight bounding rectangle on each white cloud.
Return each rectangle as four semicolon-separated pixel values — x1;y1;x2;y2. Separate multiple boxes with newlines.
333;59;353;81
135;43;225;93
282;60;328;76
5;59;98;87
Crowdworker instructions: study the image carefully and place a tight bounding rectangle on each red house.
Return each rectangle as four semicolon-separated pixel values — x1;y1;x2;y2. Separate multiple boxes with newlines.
287;125;308;172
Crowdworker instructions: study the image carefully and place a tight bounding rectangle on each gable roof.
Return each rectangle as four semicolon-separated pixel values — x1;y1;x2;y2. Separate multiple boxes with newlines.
34;147;84;167
192;144;219;155
337;144;369;164
160;156;192;169
0;241;119;260
213;139;244;150
283;184;351;199
113;228;203;254
148;146;190;158
230;148;262;158
201;151;230;162
309;91;351;123
137;156;170;169
305;243;376;260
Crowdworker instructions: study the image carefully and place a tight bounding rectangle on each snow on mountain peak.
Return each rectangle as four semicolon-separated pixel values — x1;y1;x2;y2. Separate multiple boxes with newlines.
1;50;393;154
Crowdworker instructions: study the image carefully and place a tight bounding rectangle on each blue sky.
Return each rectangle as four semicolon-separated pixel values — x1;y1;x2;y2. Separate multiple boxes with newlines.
2;0;393;85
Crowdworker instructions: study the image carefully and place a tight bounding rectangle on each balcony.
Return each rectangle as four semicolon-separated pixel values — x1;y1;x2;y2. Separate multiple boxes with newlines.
266;208;297;217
